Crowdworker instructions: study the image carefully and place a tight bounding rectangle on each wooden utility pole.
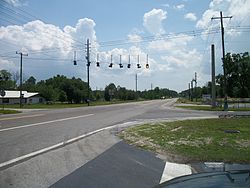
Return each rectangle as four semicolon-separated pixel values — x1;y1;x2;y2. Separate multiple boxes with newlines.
212;11;232;110
16;51;28;108
211;44;216;108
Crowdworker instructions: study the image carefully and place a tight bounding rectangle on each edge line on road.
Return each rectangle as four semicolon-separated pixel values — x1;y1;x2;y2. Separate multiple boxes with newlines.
0;114;94;132
0;121;138;170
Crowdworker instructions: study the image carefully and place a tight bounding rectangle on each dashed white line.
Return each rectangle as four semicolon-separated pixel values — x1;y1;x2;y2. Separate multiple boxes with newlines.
0;114;94;132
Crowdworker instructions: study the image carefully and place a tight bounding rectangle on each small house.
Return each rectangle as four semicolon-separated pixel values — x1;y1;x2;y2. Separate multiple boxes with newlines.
0;90;45;104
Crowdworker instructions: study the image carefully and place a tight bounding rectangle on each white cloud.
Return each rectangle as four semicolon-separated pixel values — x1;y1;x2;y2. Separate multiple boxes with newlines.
162;4;170;8
127;34;142;43
184;13;197;21
64;18;97;45
143;9;167;35
148;34;194;52
197;0;250;31
0;59;16;70
161;49;202;69
0;18;99;83
174;4;185;10
0;20;74;54
5;0;22;6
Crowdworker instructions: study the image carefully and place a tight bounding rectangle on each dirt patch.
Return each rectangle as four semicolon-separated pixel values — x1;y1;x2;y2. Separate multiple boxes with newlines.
120;130;192;163
236;140;250;148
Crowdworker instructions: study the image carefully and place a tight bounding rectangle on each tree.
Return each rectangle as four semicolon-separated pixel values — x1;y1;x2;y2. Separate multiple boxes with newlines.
58;90;67;102
36;75;90;103
22;76;37;91
104;83;117;101
224;52;250;97
0;70;16;89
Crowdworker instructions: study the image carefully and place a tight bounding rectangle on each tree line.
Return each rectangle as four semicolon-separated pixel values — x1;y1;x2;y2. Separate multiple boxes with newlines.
2;52;248;103
180;52;250;99
0;71;178;103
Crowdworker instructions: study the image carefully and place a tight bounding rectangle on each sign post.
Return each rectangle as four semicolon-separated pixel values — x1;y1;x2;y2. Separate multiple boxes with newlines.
0;90;6;110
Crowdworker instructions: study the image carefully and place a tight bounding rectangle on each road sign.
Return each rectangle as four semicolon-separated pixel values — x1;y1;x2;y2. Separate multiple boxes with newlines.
0;90;6;97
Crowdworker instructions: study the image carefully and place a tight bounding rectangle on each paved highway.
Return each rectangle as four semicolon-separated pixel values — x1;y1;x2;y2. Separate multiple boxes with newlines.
0;99;220;187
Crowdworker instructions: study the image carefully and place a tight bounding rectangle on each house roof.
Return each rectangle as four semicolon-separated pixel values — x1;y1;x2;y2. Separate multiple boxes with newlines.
1;90;39;98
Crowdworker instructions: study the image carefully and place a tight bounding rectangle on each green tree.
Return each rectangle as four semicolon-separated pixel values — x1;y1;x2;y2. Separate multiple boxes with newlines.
22;76;36;91
0;70;16;89
104;83;116;101
224;52;250;97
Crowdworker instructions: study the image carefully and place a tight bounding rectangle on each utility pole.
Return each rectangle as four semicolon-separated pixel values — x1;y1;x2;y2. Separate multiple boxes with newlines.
135;74;138;92
195;72;197;102
211;44;216;108
16;51;28;108
188;83;191;100
191;80;193;101
86;39;90;106
212;11;232;111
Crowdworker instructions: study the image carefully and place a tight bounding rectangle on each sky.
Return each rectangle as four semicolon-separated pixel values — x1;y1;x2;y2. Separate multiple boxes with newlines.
0;0;250;92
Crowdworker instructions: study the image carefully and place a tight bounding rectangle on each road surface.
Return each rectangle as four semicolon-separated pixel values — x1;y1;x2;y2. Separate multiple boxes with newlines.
0;99;220;187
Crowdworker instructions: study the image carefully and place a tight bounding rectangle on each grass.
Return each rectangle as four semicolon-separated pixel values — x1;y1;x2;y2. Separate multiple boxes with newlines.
177;98;202;104
0;109;21;114
176;105;250;111
120;118;250;163
3;100;143;109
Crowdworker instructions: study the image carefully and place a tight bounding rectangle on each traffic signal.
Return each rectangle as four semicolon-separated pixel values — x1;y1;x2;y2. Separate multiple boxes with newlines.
73;51;77;65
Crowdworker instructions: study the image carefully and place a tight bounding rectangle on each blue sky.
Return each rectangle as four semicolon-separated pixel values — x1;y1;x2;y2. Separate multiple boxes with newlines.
0;0;250;92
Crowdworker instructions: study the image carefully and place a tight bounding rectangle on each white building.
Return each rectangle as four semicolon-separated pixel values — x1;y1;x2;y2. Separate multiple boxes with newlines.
0;90;45;104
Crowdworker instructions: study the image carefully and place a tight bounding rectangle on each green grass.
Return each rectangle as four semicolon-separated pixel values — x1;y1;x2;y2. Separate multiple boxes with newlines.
0;109;21;114
3;100;143;109
176;105;250;111
120;118;250;163
177;98;202;104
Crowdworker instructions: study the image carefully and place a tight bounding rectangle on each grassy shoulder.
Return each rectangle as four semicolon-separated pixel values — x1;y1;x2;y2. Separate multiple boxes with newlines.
120;118;250;163
0;109;21;114
176;105;250;111
3;100;144;109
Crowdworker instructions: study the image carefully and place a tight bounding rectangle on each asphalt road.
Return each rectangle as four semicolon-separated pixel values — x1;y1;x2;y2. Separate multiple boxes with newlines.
50;141;165;188
0;99;218;165
0;99;223;187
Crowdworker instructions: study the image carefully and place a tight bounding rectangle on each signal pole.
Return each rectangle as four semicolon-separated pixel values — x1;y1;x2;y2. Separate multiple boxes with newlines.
16;51;28;108
86;39;91;106
212;11;232;110
135;74;138;92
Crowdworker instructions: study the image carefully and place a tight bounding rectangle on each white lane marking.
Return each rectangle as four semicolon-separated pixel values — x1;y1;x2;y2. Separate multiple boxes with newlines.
0;122;127;169
0;114;94;132
160;162;192;184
